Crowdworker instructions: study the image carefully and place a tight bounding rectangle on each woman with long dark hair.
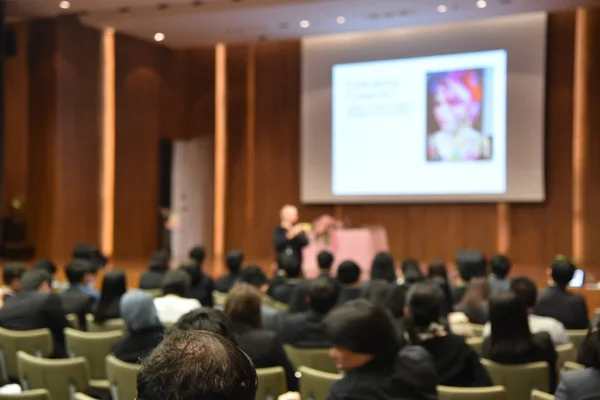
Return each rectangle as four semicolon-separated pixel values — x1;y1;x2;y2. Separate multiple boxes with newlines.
370;252;397;283
94;270;127;323
481;291;557;392
455;277;490;324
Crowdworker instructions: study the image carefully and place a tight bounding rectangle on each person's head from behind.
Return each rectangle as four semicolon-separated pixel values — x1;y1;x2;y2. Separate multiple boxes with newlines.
427;260;448;283
509;277;538;310
401;258;425;285
20;270;52;293
189;246;206;265
3;263;27;292
120;290;162;332
371;252;396;283
317;251;334;272
224;283;262;329
309;276;340;315
65;259;93;286
33;259;57;279
578;320;600;369
488;291;531;359
162;269;191;297
456;250;487;283
172;308;236;343
550;258;576;289
337;261;361;287
406;282;444;330
490;255;511;280
72;243;107;269
238;266;268;295
181;259;202;287
459;276;490;307
363;280;406;320
226;250;244;275
280;204;298;225
277;253;301;279
101;270;127;300
324;299;399;372
137;330;257;400
148;251;169;272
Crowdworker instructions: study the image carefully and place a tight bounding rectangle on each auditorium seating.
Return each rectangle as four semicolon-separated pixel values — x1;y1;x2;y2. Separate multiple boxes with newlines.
64;328;122;380
66;314;79;331
73;394;95;400
563;361;585;371
212;291;227;307
283;345;337;374
466;336;483;355
555;343;576;373
530;389;555;400
0;389;50;400
481;359;549;400
0;327;52;381
106;355;141;400
567;329;588;353
437;385;507;400
298;366;341;400
256;366;286;399
85;315;124;333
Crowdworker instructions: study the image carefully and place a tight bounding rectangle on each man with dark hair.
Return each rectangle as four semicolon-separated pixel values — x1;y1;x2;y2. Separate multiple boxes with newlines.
0;270;70;360
140;251;170;290
279;276;340;348
488;255;511;294
72;244;106;299
482;276;570;345
171;308;237;343
215;250;244;293
239;266;279;330
154;270;201;324
1;263;26;299
267;253;303;304
181;259;215;308
59;259;96;330
189;245;206;264
534;259;589;330
337;260;361;304
452;250;487;304
137;330;257;400
33;259;59;288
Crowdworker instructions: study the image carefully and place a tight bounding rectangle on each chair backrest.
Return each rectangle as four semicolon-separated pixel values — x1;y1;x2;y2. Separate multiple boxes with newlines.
481;359;549;400
73;394;96;400
0;327;53;381
85;315;125;333
0;389;50;400
298;366;341;400
530;389;555;400
262;296;289;312
66;314;80;330
144;289;163;298
555;343;576;373
65;328;122;380
438;385;507;400
256;367;286;400
106;354;141;400
470;324;485;337
213;291;227;307
466;336;484;355
17;351;90;400
563;361;585;371
566;330;588;353
283;345;337;374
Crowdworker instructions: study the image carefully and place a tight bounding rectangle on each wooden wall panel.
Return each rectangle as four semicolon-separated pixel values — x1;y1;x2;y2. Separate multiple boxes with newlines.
183;48;216;139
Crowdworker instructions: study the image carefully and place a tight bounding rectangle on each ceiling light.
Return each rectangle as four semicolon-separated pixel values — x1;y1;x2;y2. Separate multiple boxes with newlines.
437;4;448;13
476;0;487;8
58;1;71;9
154;32;166;42
299;20;310;28
336;16;346;24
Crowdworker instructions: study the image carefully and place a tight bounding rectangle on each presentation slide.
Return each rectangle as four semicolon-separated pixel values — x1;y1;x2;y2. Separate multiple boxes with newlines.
332;50;507;196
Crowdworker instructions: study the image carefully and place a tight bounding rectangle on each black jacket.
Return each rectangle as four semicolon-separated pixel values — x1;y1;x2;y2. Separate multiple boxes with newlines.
0;291;70;359
93;298;121;322
288;274;341;313
189;274;215;307
326;346;438;400
279;310;331;348
233;323;298;391
338;287;362;305
215;273;239;294
534;286;589;330
273;226;308;263
58;286;96;331
267;278;300;305
139;270;166;290
112;326;165;364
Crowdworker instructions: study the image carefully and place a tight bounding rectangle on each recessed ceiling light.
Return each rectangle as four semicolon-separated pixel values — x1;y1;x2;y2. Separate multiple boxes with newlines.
299;20;310;28
437;4;448;13
154;32;166;42
336;16;346;24
476;0;487;8
58;1;71;9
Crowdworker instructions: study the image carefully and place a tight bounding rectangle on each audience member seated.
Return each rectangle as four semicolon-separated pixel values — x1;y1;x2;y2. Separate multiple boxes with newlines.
182;245;215;307
113;290;165;364
224;284;298;391
238;265;280;330
556;320;600;399
363;280;407;335
0;270;69;358
400;258;425;285
154;270;201;324
535;259;589;330
404;282;493;387
369;252;397;284
337;260;362;304
33;259;59;289
93;270;127;324
455;277;490;324
59;259;97;331
279;276;339;348
452;251;487;304
139;251;169;290
482;277;570;345
215;250;243;293
427;260;454;318
288;250;338;313
171;308;236;342
488;255;511;295
0;263;26;300
72;243;108;270
136;330;257;400
481;291;557;392
267;254;303;305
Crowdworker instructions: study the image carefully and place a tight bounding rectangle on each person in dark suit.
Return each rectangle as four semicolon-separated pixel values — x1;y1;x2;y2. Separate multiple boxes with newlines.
534;259;589;330
288;251;338;313
215;250;243;293
225;283;298;391
93;270;127;324
238;266;280;330
278;276;340;348
59;259;97;331
181;248;215;307
139;251;169;290
0;270;70;359
1;263;26;300
337;260;362;304
267;254;303;305
273;205;308;264
33;259;58;289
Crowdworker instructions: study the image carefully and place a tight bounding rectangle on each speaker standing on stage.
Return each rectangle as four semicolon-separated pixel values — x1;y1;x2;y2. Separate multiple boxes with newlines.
273;205;308;264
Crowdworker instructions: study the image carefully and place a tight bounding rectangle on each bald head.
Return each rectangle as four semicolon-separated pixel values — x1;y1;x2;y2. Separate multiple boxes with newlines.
280;205;298;225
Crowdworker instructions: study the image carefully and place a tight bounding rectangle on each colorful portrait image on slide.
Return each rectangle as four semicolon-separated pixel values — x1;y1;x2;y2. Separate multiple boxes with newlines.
426;68;493;162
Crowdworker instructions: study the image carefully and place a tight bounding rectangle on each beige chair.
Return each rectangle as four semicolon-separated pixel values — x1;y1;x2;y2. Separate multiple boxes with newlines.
17;351;109;400
555;343;576;373
481;359;549;400
563;361;585;371
213;291;227;307
567;330;588;353
65;328;122;380
298;366;341;400
73;394;96;400
470;324;485;337
466;336;484;355
66;314;80;330
283;345;337;374
531;389;555;400
262;296;289;312
0;389;50;400
256;367;287;399
0;327;52;381
86;314;125;333
145;289;163;298
106;354;141;400
438;385;507;400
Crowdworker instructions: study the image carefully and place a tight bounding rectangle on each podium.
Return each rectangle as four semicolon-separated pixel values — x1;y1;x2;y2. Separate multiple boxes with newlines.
302;227;389;280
